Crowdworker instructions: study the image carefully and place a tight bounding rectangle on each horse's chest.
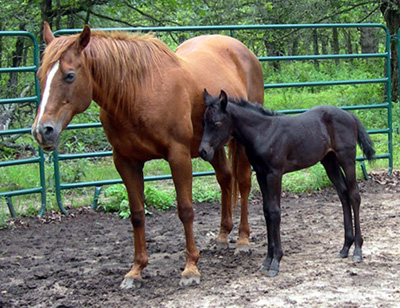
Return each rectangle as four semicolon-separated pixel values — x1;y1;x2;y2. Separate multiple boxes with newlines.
101;116;168;161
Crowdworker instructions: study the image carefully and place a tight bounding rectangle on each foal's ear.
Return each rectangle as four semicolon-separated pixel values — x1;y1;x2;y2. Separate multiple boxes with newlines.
203;88;212;105
76;25;91;52
43;21;55;45
219;90;228;111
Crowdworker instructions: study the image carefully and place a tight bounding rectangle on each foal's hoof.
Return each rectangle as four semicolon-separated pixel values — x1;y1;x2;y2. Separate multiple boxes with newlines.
267;269;279;277
179;275;201;286
259;264;269;272
353;255;363;263
120;277;143;289
259;264;278;277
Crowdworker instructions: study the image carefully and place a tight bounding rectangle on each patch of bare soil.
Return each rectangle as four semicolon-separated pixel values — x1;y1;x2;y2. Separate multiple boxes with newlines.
1;171;399;308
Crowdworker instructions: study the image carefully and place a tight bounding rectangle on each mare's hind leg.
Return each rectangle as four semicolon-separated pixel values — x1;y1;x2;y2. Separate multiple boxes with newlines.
233;144;252;254
321;154;362;260
210;144;252;253
209;147;234;249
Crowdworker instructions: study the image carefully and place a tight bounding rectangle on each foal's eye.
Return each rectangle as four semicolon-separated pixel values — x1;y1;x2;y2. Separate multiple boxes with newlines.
64;71;76;83
214;122;222;128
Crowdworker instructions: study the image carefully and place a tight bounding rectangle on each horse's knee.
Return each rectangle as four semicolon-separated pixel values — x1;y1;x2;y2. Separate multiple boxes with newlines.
177;202;194;224
130;208;145;227
263;206;281;223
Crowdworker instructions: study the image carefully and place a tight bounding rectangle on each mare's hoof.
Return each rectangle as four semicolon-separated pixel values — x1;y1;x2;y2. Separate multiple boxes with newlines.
120;277;143;289
353;255;362;263
179;275;200;286
234;245;251;255
339;251;349;259
213;241;229;250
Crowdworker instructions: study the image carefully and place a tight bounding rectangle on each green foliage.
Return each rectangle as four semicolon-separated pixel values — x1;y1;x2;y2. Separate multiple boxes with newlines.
102;183;175;219
192;179;221;203
282;164;332;194
144;185;175;211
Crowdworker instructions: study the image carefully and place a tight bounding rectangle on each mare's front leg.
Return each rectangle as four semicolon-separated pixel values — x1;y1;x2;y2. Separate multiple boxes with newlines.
113;152;148;289
257;172;283;277
168;144;200;286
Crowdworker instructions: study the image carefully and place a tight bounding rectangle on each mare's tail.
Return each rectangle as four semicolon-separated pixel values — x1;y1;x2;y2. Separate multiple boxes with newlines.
353;114;375;161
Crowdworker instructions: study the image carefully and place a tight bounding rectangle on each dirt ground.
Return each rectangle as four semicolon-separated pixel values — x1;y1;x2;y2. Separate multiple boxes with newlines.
1;171;399;308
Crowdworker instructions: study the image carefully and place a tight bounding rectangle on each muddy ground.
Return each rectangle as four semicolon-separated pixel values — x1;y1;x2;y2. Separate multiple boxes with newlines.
1;171;399;308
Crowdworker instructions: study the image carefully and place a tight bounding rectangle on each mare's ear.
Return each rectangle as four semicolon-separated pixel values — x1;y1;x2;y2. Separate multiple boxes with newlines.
76;25;91;52
43;21;55;45
219;90;228;111
203;88;212;105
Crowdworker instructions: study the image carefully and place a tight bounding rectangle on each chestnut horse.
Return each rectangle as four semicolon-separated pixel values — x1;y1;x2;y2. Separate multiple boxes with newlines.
31;23;264;288
199;90;375;277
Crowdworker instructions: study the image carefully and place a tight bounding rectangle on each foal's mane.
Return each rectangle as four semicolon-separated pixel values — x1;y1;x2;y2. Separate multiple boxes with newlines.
229;97;278;117
39;31;179;113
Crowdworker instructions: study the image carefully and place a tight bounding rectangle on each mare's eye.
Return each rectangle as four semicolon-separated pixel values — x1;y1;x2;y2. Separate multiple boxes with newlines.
214;122;222;128
64;71;76;83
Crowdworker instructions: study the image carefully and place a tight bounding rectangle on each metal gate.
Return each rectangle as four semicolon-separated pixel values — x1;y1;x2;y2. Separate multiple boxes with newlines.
0;31;46;217
0;23;394;217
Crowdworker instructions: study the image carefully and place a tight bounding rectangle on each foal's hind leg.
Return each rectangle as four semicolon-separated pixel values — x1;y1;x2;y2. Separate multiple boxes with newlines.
321;154;355;259
338;158;363;262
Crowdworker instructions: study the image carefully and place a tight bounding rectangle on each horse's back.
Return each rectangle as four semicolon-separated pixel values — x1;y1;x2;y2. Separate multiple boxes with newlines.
176;35;264;103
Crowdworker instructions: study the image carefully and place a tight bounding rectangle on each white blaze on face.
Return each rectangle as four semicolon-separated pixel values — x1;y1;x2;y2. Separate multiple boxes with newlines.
36;61;60;134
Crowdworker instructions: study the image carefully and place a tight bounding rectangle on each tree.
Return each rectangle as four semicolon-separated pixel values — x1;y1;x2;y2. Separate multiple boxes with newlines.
380;0;400;101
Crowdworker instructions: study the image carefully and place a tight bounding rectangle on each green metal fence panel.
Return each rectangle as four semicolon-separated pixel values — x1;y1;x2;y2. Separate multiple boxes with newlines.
0;24;390;215
0;31;47;217
49;23;393;211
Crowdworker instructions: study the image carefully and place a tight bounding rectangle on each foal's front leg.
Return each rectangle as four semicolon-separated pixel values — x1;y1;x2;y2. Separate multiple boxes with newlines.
257;172;284;277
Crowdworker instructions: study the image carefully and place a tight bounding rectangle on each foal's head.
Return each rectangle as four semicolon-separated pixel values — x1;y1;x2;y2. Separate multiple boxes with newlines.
199;89;232;161
32;22;93;151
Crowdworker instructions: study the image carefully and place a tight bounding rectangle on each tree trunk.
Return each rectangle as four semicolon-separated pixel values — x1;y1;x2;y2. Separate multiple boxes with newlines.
380;1;400;102
312;29;319;70
360;27;378;54
331;28;339;65
344;29;353;54
40;0;53;44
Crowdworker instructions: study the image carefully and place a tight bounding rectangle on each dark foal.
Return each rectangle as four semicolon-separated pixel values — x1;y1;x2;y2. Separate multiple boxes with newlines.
199;90;375;277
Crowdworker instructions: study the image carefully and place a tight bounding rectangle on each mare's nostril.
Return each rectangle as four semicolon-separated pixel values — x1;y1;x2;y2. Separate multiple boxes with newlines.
43;125;54;137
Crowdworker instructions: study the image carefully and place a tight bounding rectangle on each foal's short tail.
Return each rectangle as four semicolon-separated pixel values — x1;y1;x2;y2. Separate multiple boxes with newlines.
353;114;375;161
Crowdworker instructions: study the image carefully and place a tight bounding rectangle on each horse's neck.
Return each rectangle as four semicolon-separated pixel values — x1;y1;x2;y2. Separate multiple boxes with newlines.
228;102;272;146
86;36;174;116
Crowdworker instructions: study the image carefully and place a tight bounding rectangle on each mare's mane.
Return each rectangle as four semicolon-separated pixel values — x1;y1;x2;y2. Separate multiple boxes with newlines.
39;31;179;113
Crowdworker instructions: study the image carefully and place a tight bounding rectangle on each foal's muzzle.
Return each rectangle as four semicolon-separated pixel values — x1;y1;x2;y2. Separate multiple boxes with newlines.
198;144;215;162
31;121;61;151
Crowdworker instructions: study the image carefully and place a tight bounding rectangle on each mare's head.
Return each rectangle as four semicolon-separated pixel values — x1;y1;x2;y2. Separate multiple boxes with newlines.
32;22;93;151
199;89;232;161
